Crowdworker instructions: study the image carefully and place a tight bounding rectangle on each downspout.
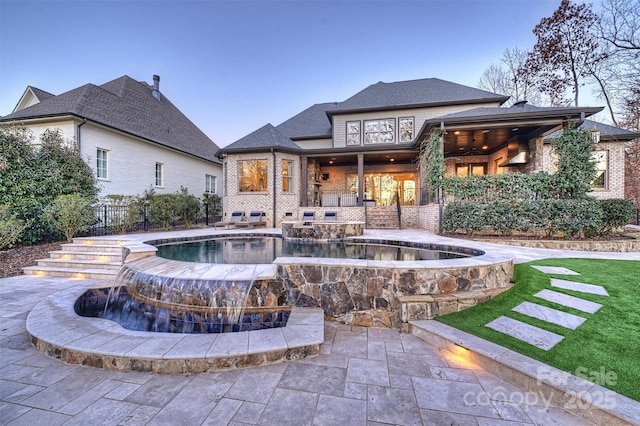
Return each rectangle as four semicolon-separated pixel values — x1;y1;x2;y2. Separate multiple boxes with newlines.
271;148;277;228
76;118;87;152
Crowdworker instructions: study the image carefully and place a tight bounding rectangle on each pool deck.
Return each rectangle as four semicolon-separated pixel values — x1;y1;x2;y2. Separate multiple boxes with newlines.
1;228;639;425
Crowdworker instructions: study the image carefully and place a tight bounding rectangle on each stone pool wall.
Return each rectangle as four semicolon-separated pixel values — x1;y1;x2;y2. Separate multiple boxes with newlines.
278;259;513;330
282;221;364;240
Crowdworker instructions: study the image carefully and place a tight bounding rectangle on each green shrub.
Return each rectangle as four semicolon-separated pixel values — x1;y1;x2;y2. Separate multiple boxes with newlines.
442;201;484;235
176;187;201;228
0;205;28;249
42;194;95;242
147;194;179;229
598;199;636;234
543;198;602;238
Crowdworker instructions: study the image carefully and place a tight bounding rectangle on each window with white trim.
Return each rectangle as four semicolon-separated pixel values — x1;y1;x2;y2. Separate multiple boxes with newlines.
155;162;164;187
364;119;395;144
205;174;217;194
96;148;108;179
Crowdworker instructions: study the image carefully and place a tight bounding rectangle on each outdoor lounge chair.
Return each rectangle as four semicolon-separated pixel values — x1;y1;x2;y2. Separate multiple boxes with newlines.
234;211;267;228
302;211;315;221
214;211;245;229
324;211;337;221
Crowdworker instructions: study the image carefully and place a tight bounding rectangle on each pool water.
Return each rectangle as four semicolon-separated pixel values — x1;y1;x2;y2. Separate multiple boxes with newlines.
155;236;469;264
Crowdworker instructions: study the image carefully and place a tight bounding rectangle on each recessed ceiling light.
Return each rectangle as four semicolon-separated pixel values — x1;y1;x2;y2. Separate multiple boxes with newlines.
390;158;395;162
329;160;333;164
482;145;488;150
483;129;490;134
512;127;519;132
454;131;460;135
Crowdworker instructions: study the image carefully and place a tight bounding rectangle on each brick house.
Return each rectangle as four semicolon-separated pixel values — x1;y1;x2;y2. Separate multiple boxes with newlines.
216;77;636;231
1;75;222;199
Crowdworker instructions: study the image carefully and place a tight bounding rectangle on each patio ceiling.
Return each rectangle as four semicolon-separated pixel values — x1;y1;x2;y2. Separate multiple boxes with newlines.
442;123;550;156
312;150;419;167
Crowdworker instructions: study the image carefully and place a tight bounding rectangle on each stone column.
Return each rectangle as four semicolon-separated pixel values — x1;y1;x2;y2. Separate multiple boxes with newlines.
301;156;308;207
357;154;364;206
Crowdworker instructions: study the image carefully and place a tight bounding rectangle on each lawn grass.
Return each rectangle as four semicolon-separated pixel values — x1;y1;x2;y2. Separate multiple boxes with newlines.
435;258;640;401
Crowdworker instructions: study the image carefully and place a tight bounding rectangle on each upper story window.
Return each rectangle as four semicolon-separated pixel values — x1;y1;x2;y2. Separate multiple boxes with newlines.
282;160;293;193
239;160;268;192
205;174;217;194
399;117;414;142
591;150;608;189
346;121;361;146
96;148;108;179
364;119;394;144
155;162;164;187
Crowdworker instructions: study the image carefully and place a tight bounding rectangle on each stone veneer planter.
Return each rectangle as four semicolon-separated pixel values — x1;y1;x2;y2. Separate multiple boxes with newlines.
275;251;513;330
473;237;640;252
282;221;364;241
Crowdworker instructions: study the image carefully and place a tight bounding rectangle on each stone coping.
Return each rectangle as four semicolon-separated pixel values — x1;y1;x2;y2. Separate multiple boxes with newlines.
114;231;512;276
411;320;640;426
26;282;324;374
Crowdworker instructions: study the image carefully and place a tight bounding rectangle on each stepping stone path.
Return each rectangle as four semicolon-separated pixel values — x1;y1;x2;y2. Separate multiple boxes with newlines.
532;266;580;275
551;278;609;296
486;316;564;351
534;289;603;314
512;301;586;330
485;267;609;351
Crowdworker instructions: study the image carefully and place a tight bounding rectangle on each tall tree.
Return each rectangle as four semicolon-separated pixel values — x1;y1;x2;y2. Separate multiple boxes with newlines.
524;0;604;107
478;48;546;106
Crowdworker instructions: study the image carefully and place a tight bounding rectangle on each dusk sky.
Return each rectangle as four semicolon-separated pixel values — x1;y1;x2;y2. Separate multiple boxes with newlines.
1;0;602;147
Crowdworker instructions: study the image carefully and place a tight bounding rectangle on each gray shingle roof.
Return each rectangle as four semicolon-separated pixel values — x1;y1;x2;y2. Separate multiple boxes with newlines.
545;119;640;142
29;86;55;103
217;123;301;155
276;102;334;139
422;103;603;127
327;78;509;114
1;76;220;163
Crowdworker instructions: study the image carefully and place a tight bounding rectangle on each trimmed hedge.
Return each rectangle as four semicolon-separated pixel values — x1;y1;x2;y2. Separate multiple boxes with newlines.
443;198;604;238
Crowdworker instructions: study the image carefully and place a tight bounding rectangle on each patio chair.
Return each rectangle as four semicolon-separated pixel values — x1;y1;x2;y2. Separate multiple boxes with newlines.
302;211;315;222
324;211;337;221
234;211;267;228
213;211;245;229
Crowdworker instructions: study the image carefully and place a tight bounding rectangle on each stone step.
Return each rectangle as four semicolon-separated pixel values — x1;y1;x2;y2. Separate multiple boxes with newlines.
49;250;123;262
35;258;122;270
61;243;124;253
22;265;119;279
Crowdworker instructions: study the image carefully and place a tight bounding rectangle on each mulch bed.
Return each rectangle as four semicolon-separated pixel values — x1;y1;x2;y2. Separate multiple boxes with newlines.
0;242;62;279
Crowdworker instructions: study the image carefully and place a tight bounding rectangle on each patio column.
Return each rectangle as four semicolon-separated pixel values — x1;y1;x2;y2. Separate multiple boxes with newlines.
301;156;308;207
357;154;364;206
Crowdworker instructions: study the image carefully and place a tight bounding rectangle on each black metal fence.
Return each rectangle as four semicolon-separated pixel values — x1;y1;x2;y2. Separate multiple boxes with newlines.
87;203;217;237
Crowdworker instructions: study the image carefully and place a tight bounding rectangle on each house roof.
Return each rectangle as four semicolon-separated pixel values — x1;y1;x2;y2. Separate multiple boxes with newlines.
424;103;603;125
217;123;301;156
27;86;55;103
276;102;335;139
327;78;510;115
1;75;221;163
575;119;640;141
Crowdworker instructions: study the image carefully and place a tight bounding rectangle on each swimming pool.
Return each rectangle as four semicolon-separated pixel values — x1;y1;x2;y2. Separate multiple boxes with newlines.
154;236;471;264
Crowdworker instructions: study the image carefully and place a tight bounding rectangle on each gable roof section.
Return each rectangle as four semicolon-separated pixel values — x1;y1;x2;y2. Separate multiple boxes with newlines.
11;86;56;113
327;78;509;115
276;102;335;139
1;76;221;163
217;123;301;156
